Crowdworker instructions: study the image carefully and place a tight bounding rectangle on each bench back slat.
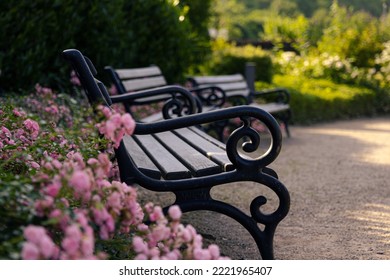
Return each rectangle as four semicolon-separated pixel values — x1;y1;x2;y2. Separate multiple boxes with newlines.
122;76;167;92
116;66;162;79
191;74;244;84
189;74;250;98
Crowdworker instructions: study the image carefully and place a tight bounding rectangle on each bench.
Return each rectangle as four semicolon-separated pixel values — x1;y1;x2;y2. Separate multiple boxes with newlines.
63;49;290;260
187;71;292;138
104;65;223;123
105;64;291;141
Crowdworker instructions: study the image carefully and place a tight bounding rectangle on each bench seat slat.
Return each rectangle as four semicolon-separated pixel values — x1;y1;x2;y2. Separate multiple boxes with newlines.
187;127;226;149
140;112;164;123
133;134;192;180
122;135;161;179
174;128;234;172
153;131;222;177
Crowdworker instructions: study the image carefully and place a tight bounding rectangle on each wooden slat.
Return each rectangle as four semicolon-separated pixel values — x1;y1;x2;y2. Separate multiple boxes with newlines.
154;131;222;177
122;135;161;179
174;128;234;171
133;134;192;180
250;102;290;113
116;66;162;79
212;81;249;92
140;112;163;123
188;127;226;149
192;74;244;84
122;76;167;91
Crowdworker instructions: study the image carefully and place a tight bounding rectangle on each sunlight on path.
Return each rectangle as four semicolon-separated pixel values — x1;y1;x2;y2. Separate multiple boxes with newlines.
303;119;390;165
347;203;390;245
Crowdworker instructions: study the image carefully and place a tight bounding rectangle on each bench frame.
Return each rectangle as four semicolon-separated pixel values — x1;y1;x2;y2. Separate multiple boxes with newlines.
63;49;290;260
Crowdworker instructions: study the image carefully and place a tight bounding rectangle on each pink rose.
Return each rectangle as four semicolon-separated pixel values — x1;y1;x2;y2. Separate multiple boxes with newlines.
21;242;40;260
168;205;182;220
70;170;91;201
121;113;135;135
24;226;46;244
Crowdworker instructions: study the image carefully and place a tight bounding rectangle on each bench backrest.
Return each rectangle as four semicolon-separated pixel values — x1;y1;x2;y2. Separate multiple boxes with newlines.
187;74;251;100
105;65;167;94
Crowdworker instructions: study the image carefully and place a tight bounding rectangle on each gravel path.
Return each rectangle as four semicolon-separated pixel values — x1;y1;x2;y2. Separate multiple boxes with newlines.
137;117;390;259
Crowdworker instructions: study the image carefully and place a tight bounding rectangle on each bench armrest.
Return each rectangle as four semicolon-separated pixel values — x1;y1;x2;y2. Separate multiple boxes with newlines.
252;87;290;104
111;85;199;118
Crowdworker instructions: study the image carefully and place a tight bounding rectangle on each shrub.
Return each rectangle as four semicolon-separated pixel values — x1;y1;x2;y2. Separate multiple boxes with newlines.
316;3;384;68
274;42;390;91
257;74;386;124
0;0;212;92
199;39;273;83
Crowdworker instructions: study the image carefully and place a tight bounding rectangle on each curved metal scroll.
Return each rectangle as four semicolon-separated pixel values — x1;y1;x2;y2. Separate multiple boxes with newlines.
162;95;194;119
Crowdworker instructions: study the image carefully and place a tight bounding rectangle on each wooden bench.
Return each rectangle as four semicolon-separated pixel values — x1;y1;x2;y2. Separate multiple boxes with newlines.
104;65;223;123
187;72;292;138
105;65;291;141
63;49;290;260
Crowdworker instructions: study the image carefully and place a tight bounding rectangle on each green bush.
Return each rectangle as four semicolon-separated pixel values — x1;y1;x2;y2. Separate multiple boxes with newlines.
199;40;274;83
258;74;389;124
0;0;211;92
317;3;384;68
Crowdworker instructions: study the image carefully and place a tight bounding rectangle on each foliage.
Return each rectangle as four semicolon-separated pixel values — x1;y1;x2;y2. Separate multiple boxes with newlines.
274;39;390;90
240;0;390;18
317;2;384;68
118;0;212;84
0;0;212;92
258;74;390;124
0;86;228;260
198;39;273;83
262;14;309;52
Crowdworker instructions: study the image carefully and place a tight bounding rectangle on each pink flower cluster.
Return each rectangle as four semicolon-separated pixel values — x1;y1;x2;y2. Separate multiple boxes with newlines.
96;105;135;148
22;226;59;260
25;84;73;127
0;108;41;169
70;70;81;87
133;204;228;260
24;148;228;260
26;150;145;259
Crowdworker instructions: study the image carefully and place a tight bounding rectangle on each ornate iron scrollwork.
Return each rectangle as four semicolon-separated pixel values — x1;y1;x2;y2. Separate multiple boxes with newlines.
162;94;195;119
226;117;279;171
